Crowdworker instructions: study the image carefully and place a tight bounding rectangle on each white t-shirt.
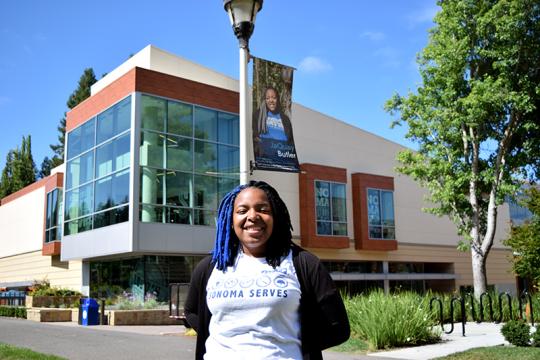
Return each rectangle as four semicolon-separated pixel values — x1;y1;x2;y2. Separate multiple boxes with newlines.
205;250;302;359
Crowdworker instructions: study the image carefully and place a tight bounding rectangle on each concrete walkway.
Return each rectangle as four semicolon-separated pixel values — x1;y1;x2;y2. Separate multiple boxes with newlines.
369;322;508;359
0;317;509;359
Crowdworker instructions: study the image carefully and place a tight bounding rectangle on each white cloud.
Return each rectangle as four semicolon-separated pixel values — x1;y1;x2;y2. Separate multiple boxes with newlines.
298;56;333;74
360;31;386;42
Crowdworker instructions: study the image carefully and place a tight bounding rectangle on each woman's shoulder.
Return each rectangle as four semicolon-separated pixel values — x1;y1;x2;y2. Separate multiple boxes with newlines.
192;255;215;276
291;244;321;266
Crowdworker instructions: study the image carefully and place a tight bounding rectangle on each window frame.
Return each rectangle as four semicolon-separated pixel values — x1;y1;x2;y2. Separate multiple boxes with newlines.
314;180;348;237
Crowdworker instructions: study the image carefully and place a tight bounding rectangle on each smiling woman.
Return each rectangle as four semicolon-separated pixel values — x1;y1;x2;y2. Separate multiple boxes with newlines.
184;180;350;360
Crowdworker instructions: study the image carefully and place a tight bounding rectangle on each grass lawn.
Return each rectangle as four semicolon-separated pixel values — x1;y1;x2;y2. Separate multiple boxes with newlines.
331;336;369;353
0;344;66;360
437;345;540;359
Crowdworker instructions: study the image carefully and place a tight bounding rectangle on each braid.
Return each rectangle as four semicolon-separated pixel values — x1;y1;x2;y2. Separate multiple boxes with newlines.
212;184;247;271
211;180;294;271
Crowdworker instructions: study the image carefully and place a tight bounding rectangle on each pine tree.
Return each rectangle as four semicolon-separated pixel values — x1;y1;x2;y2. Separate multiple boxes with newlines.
0;136;37;198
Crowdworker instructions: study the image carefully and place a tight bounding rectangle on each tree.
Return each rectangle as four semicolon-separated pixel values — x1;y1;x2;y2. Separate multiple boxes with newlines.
38;156;54;179
0;135;37;198
385;0;540;298
49;68;97;164
504;188;540;288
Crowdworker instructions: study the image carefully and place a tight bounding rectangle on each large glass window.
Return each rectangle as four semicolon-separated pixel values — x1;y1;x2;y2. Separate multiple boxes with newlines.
315;181;347;236
67;118;95;160
139;95;238;226
95;133;130;178
367;188;395;239
45;188;62;243
97;97;131;144
64;96;131;236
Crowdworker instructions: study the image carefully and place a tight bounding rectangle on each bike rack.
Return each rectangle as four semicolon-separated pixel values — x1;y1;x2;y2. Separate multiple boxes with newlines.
496;292;512;324
429;296;466;336
479;292;494;322
518;291;534;326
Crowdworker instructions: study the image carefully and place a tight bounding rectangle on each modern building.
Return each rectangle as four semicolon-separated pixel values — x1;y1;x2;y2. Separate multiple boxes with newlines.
0;45;517;301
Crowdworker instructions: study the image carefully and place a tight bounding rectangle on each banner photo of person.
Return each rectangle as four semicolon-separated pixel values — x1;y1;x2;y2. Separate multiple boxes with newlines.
252;57;300;173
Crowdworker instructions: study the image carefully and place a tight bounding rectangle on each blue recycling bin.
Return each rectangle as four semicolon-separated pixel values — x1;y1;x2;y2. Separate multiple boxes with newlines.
80;298;99;326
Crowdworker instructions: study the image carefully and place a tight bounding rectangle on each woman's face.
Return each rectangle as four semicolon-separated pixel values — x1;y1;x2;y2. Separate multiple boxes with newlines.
233;187;274;258
265;88;278;113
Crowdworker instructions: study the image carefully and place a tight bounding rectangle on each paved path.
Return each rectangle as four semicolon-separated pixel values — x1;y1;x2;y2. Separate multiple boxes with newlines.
0;318;507;359
369;322;508;359
0;317;387;360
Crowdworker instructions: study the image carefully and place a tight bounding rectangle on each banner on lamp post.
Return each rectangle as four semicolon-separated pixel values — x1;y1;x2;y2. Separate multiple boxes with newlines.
252;57;300;173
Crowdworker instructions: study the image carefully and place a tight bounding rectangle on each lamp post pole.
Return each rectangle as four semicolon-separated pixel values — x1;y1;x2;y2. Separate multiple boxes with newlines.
223;0;263;185
239;45;249;184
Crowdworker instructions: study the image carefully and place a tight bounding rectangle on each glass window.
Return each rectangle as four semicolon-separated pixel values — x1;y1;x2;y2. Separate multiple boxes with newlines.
94;205;129;230
165;206;191;225
218;145;239;176
140;167;164;205
45;188;62;243
367;189;395;240
194;209;216;226
194;107;217;141
218;177;239;203
94;169;130;212
167;135;192;172
166;171;192;207
63;97;131;236
64;183;93;221
67;118;95;160
218;112;239;145
138;95;239;227
140;204;164;223
168;101;192;137
315;181;347;236
97;97;131;144
194;140;217;173
66;152;94;190
95;133;130;178
194;175;217;209
141;95;165;132
64;216;92;236
140;131;164;168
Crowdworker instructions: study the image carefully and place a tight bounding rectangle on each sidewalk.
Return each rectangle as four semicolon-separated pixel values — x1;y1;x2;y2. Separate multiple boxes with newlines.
1;317;508;360
369;322;507;359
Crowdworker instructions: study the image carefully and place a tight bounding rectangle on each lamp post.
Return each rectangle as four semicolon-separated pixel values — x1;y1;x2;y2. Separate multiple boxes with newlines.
223;0;263;185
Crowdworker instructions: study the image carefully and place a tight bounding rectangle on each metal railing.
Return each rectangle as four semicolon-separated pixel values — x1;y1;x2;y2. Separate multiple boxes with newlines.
429;290;536;336
169;283;190;325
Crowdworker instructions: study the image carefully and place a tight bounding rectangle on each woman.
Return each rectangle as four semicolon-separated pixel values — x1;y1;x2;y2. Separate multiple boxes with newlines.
184;181;350;359
252;87;297;159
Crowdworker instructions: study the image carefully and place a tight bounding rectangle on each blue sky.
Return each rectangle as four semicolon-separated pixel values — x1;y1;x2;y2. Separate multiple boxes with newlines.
0;1;438;172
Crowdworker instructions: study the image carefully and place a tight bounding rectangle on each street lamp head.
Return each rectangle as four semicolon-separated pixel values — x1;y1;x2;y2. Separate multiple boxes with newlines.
223;0;263;48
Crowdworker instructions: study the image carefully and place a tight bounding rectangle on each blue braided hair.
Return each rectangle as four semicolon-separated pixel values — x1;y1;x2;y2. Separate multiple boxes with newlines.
211;180;294;271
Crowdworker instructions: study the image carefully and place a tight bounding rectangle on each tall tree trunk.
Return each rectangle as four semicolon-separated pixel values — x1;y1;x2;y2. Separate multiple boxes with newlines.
471;245;488;299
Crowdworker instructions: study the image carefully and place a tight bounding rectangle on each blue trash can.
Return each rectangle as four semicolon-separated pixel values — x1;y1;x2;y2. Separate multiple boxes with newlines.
80;298;99;326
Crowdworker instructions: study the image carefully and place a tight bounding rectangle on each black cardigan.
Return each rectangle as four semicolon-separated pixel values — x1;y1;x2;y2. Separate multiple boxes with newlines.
184;245;350;360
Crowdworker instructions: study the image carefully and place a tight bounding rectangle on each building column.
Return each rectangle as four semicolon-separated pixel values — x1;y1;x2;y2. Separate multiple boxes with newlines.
383;261;390;294
81;261;90;296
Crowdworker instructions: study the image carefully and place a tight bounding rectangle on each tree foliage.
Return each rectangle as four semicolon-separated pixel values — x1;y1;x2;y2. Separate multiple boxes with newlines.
504;188;540;287
385;0;540;297
47;68;97;170
0;136;37;199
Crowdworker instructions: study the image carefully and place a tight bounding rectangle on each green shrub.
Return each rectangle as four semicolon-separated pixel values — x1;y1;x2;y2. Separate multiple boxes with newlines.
344;290;440;350
0;306;27;318
29;279;82;297
531;329;540;347
501;319;530;346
